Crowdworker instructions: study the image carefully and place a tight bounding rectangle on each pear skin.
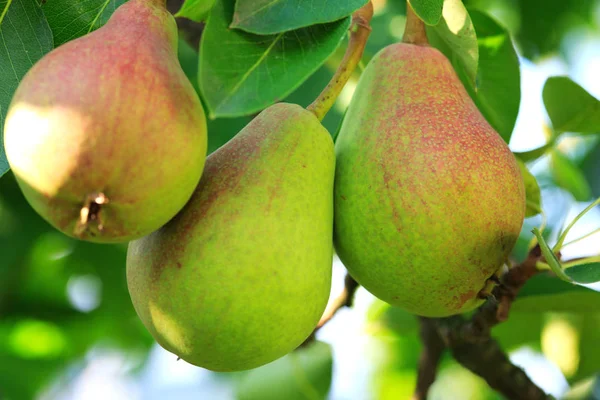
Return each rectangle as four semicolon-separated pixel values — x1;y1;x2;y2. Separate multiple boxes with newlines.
334;43;526;317
127;103;334;371
3;0;207;243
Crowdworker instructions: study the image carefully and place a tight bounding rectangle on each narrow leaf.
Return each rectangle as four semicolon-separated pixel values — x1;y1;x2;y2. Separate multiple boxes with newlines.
532;227;573;283
0;0;54;178
199;0;350;118
231;0;367;35
543;76;600;134
555;197;600;251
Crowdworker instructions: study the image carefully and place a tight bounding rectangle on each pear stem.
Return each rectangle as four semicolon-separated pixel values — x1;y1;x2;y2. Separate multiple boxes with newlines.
300;273;359;347
145;0;167;8
402;1;429;45
306;2;374;122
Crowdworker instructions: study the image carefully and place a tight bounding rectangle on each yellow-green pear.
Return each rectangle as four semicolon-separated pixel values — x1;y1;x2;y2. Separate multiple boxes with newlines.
334;43;526;317
127;103;334;371
3;0;207;243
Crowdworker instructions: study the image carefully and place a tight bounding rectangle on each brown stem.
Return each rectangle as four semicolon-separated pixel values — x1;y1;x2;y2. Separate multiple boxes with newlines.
402;1;429;45
306;2;374;121
301;273;360;346
316;273;360;329
148;0;167;7
412;317;446;400
415;245;551;399
443;329;551;400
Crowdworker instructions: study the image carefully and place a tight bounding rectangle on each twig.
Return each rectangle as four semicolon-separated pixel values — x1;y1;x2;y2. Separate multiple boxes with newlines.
301;273;359;346
402;1;429;46
467;244;542;338
316;273;360;330
306;2;374;121
412;317;446;400
441;325;551;400
415;245;552;399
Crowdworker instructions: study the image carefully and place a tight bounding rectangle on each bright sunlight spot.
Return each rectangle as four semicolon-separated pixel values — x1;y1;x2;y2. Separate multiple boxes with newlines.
67;275;102;313
542;315;581;378
8;319;67;359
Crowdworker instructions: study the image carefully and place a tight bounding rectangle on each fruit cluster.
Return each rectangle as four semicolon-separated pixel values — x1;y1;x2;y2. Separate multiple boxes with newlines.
3;0;525;372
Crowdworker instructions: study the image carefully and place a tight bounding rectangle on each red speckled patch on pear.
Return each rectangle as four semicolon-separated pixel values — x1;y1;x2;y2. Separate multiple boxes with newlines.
333;42;525;316
7;0;206;242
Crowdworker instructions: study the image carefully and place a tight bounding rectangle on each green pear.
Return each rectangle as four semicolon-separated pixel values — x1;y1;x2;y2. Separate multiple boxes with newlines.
3;0;207;243
127;103;334;371
334;43;526;317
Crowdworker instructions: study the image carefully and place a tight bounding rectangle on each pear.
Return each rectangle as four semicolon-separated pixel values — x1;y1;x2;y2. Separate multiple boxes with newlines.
127;103;334;371
3;0;207;243
334;43;526;317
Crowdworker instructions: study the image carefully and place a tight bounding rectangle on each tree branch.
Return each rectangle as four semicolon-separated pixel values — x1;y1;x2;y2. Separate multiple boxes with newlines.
415;245;553;399
440;325;551;400
412;317;446;400
301;273;359;346
317;273;360;329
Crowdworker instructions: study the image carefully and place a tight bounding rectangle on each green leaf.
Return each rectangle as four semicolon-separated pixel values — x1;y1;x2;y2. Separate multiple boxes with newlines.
513;140;554;162
532;227;573;283
0;0;54;178
175;0;217;22
516;159;541;217
465;9;520;143
231;0;367;35
562;376;598;399
554;197;600;251
550;150;593;202
236;341;333;400
427;0;478;85
42;0;126;47
565;263;600;284
492;312;543;351
543;77;600;135
199;0;350;118
513;273;600;313
408;0;443;26
514;0;596;60
582;138;600;198
379;305;419;335
0;353;64;399
432;9;520;143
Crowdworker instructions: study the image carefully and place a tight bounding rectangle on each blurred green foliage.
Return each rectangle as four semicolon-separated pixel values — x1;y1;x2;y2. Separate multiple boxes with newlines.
0;174;154;399
1;0;600;398
236;341;333;400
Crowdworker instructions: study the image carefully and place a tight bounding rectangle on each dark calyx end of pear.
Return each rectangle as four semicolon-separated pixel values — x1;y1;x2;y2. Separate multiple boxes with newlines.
476;272;504;301
74;192;110;237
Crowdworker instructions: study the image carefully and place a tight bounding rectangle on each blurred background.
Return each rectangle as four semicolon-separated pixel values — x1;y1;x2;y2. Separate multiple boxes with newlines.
2;0;600;398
